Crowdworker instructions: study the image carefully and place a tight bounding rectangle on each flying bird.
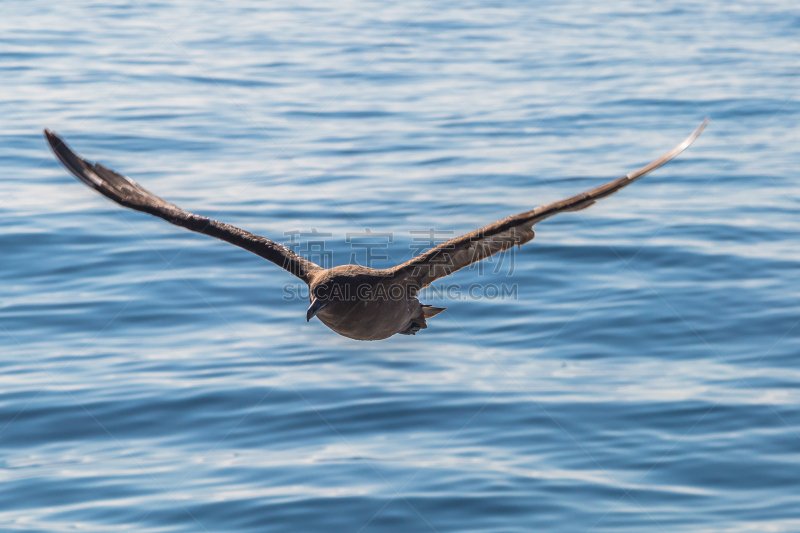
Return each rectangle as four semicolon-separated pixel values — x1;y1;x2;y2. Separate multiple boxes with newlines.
45;120;707;340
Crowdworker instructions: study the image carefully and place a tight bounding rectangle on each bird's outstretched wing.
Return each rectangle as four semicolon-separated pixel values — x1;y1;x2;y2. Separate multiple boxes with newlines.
389;119;708;292
45;130;322;283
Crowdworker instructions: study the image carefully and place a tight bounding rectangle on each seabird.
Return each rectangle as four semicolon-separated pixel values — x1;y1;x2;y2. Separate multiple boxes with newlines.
44;120;707;341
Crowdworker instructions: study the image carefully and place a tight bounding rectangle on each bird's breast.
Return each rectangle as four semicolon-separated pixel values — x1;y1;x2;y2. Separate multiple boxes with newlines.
316;297;418;341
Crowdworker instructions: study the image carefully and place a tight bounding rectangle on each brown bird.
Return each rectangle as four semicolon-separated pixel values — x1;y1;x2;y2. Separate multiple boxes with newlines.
45;120;707;341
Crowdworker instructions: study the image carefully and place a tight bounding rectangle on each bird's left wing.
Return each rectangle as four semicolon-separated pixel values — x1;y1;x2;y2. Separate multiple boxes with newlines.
388;119;708;292
45;130;322;283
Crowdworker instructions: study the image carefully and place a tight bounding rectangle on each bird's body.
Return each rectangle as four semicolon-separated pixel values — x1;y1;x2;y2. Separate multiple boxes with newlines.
306;265;445;340
44;120;707;340
310;266;406;341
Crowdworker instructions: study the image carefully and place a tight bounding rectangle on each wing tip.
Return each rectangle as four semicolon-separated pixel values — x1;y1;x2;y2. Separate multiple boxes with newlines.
692;117;710;141
43;128;72;159
675;117;710;157
43;128;65;151
43;128;59;149
623;118;710;181
43;128;106;189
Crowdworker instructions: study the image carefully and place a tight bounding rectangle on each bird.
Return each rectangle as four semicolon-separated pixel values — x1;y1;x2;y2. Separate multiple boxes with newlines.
45;120;707;341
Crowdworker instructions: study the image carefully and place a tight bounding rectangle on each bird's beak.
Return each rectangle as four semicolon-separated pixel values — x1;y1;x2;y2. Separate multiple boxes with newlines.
307;299;329;322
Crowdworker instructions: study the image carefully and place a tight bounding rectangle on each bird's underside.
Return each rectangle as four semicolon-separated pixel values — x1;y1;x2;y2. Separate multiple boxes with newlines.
45;119;707;340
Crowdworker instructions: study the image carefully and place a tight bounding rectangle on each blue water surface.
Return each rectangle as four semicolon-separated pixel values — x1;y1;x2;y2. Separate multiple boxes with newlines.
2;1;800;531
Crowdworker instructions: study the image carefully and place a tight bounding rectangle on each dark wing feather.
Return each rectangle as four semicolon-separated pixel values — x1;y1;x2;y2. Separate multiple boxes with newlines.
389;119;708;291
45;130;322;283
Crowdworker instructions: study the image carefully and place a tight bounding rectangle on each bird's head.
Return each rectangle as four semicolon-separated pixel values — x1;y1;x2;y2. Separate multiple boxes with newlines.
307;274;354;322
306;265;380;322
306;280;334;322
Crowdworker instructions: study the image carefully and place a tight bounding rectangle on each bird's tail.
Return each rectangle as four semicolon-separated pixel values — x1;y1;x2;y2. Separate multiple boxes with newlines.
421;305;446;319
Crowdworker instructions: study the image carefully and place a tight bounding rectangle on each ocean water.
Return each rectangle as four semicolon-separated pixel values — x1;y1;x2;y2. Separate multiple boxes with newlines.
2;1;800;531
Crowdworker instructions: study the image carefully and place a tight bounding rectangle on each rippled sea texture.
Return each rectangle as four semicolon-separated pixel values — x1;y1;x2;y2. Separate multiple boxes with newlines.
2;1;800;531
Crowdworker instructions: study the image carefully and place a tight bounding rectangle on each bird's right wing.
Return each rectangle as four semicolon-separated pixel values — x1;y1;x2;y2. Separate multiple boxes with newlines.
45;130;322;283
388;119;708;292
